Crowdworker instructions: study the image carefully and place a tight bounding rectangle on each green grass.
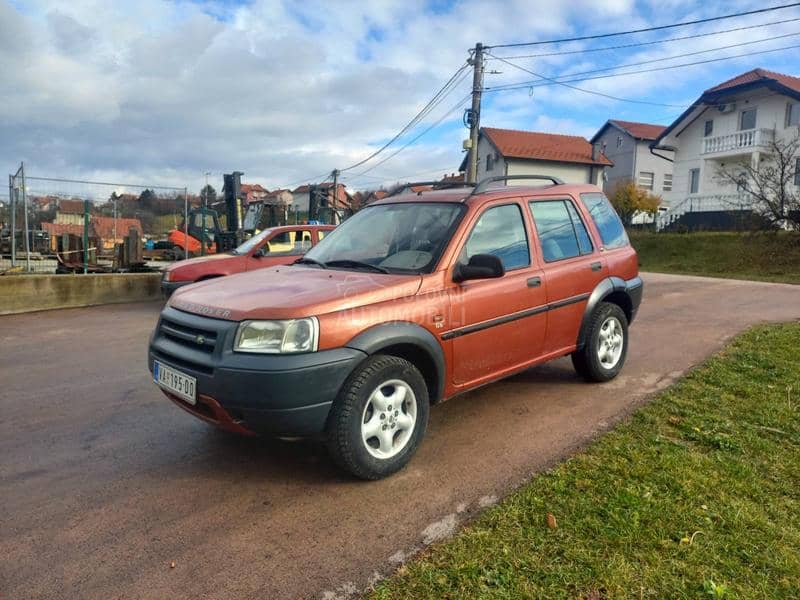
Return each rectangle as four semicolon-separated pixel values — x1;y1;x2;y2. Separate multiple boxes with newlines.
369;323;800;599
630;231;800;284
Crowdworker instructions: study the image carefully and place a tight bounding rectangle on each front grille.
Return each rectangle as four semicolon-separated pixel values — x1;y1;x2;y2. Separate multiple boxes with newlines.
159;316;218;354
152;348;213;375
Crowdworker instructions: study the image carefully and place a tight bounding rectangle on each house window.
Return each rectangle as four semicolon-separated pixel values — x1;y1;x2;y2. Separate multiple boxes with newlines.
616;136;623;148
788;102;800;127
486;153;494;171
740;108;757;131
663;173;673;192
704;120;714;137
638;171;654;190
689;168;700;194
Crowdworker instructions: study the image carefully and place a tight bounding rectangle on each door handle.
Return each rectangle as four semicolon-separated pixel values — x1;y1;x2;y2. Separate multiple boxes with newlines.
590;261;602;272
527;276;541;287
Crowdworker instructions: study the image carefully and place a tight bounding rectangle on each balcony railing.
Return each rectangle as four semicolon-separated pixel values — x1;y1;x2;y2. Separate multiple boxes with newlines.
702;128;774;155
656;193;753;230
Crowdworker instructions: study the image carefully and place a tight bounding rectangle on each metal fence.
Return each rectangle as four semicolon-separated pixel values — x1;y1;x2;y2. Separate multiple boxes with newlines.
2;163;190;274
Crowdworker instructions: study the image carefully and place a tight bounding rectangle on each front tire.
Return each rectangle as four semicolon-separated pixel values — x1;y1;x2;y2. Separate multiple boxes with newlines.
571;302;628;382
326;355;429;480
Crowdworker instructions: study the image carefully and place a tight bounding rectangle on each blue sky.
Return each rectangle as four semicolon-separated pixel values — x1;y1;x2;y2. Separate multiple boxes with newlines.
1;0;799;192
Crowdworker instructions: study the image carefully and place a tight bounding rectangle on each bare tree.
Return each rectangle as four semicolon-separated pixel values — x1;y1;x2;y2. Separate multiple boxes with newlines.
715;130;800;229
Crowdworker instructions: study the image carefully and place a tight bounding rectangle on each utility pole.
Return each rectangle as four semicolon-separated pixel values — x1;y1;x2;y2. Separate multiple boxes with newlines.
201;171;210;256
467;42;485;184
330;169;340;225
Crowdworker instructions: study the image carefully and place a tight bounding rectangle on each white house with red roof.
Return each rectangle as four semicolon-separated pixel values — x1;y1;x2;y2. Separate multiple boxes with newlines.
461;127;612;187
651;68;800;229
591;120;673;198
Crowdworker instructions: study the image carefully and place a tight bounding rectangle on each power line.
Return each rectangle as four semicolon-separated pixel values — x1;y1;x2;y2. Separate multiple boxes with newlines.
488;32;800;91
351;93;473;178
342;165;462;186
486;52;686;107
338;63;469;172
487;2;800;49
490;17;800;60
485;42;800;99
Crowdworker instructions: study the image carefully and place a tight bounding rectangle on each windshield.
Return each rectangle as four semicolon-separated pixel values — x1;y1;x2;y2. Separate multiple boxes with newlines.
233;229;273;254
302;202;464;273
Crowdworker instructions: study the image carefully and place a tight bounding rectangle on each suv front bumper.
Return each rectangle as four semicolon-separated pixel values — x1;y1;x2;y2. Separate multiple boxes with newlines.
148;306;365;436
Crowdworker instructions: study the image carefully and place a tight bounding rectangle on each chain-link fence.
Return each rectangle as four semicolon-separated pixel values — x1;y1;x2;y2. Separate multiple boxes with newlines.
2;164;191;274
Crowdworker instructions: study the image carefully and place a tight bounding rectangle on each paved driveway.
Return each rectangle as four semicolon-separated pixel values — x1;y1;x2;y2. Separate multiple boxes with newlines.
2;273;799;599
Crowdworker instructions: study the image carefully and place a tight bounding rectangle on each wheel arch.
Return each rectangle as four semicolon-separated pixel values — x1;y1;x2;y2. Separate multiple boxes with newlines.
576;277;634;350
345;322;445;404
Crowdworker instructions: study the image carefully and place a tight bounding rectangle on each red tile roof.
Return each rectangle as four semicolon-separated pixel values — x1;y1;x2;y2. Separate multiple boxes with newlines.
484;127;612;166
240;183;269;194
57;199;86;214
42;217;143;242
704;68;800;94
91;216;142;240
41;222;84;237
608;120;666;141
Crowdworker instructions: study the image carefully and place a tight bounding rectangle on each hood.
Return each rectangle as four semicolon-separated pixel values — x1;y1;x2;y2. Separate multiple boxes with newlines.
169;265;423;321
167;253;236;270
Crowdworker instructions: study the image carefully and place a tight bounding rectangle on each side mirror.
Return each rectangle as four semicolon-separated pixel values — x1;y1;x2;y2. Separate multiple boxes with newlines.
254;243;270;257
453;253;505;283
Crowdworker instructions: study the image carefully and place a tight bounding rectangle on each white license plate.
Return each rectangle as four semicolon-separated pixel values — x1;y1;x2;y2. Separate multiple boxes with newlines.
153;361;196;405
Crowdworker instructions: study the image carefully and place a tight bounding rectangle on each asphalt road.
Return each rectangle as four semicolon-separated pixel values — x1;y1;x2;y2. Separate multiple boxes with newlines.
2;273;799;599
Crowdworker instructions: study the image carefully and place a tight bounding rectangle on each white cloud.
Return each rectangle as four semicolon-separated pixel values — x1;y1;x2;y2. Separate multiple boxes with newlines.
1;0;798;193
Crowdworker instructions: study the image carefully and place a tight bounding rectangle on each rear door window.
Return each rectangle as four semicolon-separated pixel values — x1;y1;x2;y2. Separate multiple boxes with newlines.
579;193;628;249
529;200;592;262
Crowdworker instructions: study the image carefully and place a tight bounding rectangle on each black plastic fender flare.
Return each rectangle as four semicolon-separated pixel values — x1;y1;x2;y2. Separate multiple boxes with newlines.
345;322;446;402
576;276;641;350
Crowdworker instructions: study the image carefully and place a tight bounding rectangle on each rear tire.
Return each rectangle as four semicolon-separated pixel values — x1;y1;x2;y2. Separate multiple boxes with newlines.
326;355;429;480
571;302;628;382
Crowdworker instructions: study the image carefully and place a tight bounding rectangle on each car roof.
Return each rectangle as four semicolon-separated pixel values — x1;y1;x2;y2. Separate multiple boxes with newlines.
369;183;602;208
270;223;335;231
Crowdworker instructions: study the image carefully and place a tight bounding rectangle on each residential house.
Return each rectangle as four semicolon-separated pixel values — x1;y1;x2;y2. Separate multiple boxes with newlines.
651;68;800;230
291;183;352;214
263;188;293;207
460;127;612;186
53;199;87;225
42;216;143;252
90;216;143;251
591;120;673;197
240;183;270;205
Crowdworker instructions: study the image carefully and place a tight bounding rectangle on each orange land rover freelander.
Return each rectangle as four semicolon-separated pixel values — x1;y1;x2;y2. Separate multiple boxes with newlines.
149;176;642;479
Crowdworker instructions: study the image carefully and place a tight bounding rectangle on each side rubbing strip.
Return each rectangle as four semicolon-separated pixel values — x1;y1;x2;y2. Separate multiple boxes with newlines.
441;292;590;340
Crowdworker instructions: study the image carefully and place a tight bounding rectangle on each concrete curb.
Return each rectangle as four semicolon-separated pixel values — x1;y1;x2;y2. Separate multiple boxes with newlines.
0;273;162;315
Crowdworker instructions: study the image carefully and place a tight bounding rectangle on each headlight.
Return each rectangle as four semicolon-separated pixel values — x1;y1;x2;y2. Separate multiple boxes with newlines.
234;318;319;354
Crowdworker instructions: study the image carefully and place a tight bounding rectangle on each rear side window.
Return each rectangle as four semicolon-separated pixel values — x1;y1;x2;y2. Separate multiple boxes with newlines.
580;193;628;249
463;204;529;270
529;200;593;262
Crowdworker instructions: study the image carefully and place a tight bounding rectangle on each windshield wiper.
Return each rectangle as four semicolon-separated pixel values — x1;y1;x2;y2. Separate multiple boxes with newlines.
324;259;390;274
293;257;327;268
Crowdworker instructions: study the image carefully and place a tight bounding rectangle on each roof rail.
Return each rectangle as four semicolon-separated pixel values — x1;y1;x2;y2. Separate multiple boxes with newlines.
386;180;475;198
470;175;564;196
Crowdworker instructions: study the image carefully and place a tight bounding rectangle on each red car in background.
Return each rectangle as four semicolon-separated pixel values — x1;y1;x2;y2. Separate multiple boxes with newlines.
161;224;334;297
